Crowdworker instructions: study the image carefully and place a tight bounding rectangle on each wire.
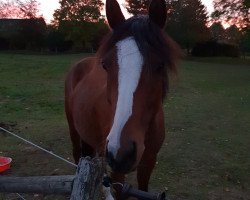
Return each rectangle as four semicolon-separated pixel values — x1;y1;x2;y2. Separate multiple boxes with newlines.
15;193;26;200
0;127;77;167
0;127;78;200
112;182;124;188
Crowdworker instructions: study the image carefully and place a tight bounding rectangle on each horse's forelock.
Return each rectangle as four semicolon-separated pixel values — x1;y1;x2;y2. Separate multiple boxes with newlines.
97;15;181;96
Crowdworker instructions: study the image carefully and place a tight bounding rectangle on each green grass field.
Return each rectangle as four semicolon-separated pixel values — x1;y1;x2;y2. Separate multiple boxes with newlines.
0;53;250;200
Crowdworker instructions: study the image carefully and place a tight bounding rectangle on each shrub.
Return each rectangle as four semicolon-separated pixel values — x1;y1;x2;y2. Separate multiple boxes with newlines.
192;40;240;57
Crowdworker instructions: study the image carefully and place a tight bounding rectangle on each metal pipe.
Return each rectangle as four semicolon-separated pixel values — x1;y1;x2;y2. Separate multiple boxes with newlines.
121;183;169;200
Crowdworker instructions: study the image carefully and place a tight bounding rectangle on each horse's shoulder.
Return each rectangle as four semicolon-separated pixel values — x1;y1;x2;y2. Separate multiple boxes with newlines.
73;56;97;76
66;56;98;89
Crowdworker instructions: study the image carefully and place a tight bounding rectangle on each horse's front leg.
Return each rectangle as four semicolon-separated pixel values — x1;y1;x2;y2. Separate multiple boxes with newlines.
137;150;158;191
137;108;165;191
111;172;125;200
102;172;124;200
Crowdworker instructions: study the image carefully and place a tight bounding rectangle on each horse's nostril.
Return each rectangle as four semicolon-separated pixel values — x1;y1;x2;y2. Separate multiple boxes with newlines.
106;148;115;167
131;142;136;154
106;141;137;173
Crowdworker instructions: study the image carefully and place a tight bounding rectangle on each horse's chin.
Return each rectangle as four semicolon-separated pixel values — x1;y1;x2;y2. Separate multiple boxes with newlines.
111;165;137;174
106;153;137;174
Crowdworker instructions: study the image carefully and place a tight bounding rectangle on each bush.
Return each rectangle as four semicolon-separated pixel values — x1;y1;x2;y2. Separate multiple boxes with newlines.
192;40;240;57
0;18;47;51
47;27;73;52
0;37;9;50
58;20;109;52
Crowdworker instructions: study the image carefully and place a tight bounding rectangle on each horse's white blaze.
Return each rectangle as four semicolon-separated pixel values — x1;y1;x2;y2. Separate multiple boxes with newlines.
107;37;143;157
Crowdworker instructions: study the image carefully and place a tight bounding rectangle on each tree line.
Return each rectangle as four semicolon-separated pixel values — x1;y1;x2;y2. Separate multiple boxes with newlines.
0;0;249;56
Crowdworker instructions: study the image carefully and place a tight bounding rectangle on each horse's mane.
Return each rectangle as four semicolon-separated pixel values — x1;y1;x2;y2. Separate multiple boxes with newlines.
97;15;181;97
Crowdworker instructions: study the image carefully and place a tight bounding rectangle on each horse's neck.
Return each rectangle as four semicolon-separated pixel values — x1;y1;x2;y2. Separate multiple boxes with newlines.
88;61;112;134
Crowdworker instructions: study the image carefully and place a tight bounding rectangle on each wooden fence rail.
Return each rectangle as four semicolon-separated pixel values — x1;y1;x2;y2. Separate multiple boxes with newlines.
0;157;168;200
0;157;104;200
0;175;73;194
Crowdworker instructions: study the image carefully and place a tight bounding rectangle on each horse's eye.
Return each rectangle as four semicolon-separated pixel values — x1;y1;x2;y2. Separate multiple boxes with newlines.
160;62;165;68
157;62;165;71
101;61;108;71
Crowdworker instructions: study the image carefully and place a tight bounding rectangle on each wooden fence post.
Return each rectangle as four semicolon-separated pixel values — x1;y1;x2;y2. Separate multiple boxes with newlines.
70;157;105;200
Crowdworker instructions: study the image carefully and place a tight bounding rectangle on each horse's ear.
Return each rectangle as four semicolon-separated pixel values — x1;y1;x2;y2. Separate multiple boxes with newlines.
106;0;125;29
148;0;167;29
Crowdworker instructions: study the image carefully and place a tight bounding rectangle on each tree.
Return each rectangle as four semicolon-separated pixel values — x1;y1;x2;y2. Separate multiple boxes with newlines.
0;0;23;18
53;0;104;23
0;0;45;51
0;0;40;19
209;23;242;46
225;25;242;45
57;19;108;51
47;25;73;52
16;0;41;19
240;28;250;54
212;0;250;28
125;0;150;15
53;0;106;51
0;18;47;50
244;0;250;7
210;22;227;42
165;0;209;53
19;17;47;49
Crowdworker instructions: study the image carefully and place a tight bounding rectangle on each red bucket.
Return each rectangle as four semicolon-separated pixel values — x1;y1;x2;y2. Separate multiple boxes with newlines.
0;157;12;173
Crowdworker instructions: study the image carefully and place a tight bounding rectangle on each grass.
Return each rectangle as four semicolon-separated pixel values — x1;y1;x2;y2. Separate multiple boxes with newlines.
155;59;250;200
0;53;250;200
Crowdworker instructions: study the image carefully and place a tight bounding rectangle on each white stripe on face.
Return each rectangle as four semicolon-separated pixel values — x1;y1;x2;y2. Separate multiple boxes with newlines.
107;37;143;157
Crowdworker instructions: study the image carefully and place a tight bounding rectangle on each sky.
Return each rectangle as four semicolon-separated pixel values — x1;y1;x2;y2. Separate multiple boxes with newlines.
38;0;214;23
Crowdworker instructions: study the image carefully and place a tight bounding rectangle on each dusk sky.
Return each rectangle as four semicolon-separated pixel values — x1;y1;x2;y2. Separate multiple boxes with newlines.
38;0;214;23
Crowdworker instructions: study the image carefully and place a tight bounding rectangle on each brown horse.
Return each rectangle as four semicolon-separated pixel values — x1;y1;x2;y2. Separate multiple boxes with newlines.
65;0;180;198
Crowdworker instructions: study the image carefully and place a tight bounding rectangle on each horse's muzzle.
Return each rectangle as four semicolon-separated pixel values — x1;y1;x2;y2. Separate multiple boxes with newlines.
106;142;136;174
